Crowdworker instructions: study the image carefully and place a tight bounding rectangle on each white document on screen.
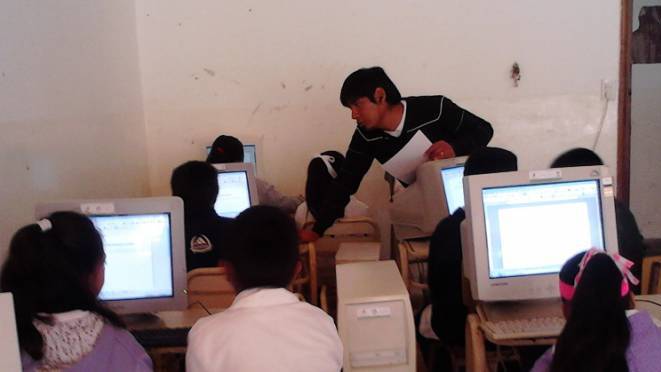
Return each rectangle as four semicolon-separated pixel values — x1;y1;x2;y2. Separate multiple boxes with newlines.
382;131;431;184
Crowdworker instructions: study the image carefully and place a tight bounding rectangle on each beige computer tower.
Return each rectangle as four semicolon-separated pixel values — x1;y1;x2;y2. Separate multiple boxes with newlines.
336;260;415;372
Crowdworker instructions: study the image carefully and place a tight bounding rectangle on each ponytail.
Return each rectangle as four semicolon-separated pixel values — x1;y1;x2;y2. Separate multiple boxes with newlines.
551;253;630;372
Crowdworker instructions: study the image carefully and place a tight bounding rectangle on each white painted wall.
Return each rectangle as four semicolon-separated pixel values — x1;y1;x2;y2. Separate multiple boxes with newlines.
0;1;149;262
630;0;661;238
136;0;621;255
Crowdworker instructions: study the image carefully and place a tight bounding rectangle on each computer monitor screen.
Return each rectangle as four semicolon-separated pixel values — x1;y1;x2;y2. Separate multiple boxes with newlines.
91;213;174;301
212;162;259;218
461;166;618;301
482;180;604;279
243;144;257;166
441;165;465;214
35;197;187;314
215;171;252;218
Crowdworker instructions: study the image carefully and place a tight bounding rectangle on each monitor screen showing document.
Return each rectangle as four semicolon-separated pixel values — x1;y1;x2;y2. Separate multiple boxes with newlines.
482;180;604;279
215;171;252;218
91;213;174;301
441;165;465;214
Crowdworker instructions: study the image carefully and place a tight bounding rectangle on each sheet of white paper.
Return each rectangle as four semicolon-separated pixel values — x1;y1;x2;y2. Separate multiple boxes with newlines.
381;131;432;184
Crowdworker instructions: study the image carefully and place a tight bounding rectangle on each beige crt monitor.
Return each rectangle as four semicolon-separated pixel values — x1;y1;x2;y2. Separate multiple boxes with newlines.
461;166;619;302
337;260;415;372
212;162;260;218
0;293;22;372
35;197;188;315
390;156;467;240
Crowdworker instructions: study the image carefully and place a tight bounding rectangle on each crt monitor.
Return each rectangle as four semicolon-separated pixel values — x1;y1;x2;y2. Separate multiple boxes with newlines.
213;162;260;218
390;156;467;240
35;197;188;314
461;166;619;302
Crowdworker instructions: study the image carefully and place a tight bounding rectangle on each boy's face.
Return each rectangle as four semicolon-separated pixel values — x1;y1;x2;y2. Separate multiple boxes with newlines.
348;89;388;131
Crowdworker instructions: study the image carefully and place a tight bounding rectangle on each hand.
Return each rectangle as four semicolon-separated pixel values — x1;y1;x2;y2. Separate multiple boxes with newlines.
298;229;320;243
424;140;455;160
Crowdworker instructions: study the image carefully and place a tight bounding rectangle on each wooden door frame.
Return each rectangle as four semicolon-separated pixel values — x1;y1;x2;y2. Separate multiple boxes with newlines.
618;0;633;205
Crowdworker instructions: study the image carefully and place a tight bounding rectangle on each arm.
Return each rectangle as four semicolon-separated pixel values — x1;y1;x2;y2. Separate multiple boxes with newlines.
433;98;493;156
256;179;303;214
310;131;374;237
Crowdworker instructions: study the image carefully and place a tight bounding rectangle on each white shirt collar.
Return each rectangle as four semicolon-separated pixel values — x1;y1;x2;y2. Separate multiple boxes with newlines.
230;287;300;309
383;100;407;138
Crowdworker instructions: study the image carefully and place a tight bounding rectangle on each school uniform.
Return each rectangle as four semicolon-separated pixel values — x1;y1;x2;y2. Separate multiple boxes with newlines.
531;310;661;372
186;287;343;372
313;95;492;235
184;206;232;271
21;310;152;372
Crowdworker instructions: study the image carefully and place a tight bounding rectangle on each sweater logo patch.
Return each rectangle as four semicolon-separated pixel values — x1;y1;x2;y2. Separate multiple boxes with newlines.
190;235;213;253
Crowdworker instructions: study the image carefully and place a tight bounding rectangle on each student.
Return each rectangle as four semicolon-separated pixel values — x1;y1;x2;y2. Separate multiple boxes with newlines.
206;135;303;214
186;206;343;372
531;249;661;372
171;160;232;271
0;212;152;372
423;147;517;346
301;66;493;242
550;147;645;293
295;151;369;229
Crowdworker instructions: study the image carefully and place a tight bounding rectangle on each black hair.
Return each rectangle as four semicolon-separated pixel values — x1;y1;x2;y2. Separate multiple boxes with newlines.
305;151;345;221
463;147;518;176
0;212;123;360
550;148;604;168
171;160;219;212
206;135;244;163
551;252;631;372
223;206;299;290
340;67;402;107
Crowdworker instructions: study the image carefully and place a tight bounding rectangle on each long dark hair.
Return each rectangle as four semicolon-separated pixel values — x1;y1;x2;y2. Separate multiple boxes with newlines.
305;151;344;221
0;212;123;360
551;253;630;372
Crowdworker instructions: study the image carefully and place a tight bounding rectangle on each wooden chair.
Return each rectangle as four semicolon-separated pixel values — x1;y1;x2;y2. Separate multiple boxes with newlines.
186;267;235;309
642;238;661;294
397;240;430;292
292;242;319;305
305;217;381;255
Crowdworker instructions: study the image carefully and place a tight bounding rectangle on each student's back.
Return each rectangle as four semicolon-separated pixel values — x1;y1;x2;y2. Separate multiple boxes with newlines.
426;147;518;345
532;250;661;372
295;151;369;229
186;206;343;372
172;160;232;271
0;212;151;372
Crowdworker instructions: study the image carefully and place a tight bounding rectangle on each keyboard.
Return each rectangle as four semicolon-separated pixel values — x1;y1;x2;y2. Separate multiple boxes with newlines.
481;317;565;340
131;327;190;348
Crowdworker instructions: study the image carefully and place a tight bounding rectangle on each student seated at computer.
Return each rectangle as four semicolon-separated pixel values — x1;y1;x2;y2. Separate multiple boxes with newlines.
550;147;645;294
531;248;661;372
423;147;517;346
186;206;343;372
0;212;152;372
295;151;369;229
171;160;233;271
207;135;303;214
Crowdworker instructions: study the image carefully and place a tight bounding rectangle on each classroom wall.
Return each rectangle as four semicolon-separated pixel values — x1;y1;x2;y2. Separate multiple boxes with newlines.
136;0;622;255
630;0;661;238
0;1;149;262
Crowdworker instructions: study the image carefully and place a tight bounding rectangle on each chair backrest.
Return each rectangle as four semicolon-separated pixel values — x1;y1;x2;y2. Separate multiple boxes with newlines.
187;267;236;309
305;217;381;255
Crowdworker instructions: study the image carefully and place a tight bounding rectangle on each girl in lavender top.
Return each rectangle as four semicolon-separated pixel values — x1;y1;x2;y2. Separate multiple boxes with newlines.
531;248;661;372
0;212;152;372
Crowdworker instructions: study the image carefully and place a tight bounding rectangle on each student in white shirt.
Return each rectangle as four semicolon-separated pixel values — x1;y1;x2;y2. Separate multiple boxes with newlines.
295;151;369;229
186;206;343;372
